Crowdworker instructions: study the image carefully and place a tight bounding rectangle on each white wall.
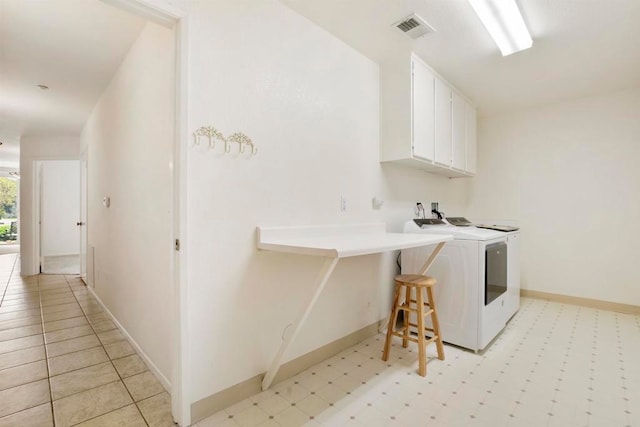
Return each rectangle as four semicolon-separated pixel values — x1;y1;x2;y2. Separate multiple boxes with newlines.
467;88;640;306
81;21;174;382
20;135;80;275
182;0;468;404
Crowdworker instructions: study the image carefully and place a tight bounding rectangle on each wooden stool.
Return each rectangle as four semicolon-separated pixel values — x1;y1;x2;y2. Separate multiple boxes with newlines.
382;274;445;376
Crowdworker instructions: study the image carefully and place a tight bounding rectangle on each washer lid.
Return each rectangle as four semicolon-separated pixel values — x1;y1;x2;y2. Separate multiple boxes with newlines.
404;220;504;241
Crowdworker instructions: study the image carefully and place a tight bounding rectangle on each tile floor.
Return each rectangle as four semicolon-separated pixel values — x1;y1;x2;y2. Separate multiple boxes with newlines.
198;299;640;427
0;253;175;426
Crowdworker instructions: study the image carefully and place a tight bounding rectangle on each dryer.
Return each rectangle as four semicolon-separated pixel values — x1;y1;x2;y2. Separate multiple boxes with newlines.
402;219;520;352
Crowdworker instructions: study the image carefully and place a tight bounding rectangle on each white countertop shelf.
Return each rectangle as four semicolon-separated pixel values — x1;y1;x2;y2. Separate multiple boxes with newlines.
256;222;452;390
257;223;452;258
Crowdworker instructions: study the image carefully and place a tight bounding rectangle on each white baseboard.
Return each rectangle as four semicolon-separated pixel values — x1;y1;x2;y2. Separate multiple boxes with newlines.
87;286;172;392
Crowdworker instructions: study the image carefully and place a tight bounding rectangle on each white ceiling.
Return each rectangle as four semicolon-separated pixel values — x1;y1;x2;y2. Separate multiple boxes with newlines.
0;0;146;166
281;0;640;117
1;0;638;169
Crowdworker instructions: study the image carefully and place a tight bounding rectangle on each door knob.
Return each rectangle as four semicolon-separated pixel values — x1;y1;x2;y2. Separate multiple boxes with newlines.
76;222;85;226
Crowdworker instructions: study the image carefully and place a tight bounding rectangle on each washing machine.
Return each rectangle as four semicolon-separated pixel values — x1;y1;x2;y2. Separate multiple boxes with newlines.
402;218;520;352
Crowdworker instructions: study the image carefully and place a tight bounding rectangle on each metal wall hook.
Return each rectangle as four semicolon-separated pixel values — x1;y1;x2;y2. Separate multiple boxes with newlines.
192;126;257;156
227;132;257;156
193;126;225;149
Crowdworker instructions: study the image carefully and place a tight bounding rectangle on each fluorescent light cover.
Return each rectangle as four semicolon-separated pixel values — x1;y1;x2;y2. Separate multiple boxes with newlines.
468;0;532;56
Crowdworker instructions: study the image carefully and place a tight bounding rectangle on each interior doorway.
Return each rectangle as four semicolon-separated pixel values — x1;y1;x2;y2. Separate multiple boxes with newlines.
0;175;19;255
37;159;81;274
79;150;87;283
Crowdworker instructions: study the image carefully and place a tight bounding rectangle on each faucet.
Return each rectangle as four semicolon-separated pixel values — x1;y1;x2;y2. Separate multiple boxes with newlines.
431;202;444;220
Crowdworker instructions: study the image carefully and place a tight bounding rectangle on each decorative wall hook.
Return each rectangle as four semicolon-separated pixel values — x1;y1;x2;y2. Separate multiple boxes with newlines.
193;126;225;149
192;126;257;156
227;132;258;156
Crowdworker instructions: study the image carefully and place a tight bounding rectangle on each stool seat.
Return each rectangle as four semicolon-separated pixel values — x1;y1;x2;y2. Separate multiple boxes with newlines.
394;274;436;287
382;274;445;376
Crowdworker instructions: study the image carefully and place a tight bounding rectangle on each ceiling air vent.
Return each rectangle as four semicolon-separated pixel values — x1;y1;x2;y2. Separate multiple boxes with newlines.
393;14;435;39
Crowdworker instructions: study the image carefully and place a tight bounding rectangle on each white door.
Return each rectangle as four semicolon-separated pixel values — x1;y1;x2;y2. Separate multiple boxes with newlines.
411;58;435;161
40;160;81;274
79;151;88;283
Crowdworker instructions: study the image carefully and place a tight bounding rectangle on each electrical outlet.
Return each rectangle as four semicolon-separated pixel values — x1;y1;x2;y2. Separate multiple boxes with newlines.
340;196;347;212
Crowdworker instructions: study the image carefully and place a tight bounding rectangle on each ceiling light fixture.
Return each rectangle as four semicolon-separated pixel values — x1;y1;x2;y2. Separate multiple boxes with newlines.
36;84;49;90
468;0;532;56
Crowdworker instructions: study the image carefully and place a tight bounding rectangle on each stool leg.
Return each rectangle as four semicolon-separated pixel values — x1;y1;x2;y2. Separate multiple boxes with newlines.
382;283;402;361
402;285;411;348
416;286;427;376
427;286;445;361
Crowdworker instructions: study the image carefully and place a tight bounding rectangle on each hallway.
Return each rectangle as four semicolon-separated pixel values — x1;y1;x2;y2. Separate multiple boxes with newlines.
0;254;174;426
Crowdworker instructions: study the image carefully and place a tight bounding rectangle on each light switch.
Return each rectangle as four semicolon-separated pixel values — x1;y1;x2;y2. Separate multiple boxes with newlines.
102;196;110;208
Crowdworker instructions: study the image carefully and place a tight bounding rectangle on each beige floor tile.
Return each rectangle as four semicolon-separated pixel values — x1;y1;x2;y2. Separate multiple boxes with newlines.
0;334;44;355
137;392;174;427
104;340;135;360
38;281;68;289
41;302;80;315
39;288;72;298
71;289;90;298
0;360;48;391
0;379;50;418
0;308;40;322
0;402;53;427
0;324;42;342
1;291;35;299
50;361;120;400
39;287;72;294
5;285;38;293
0;296;38;306
79;303;103;315
73;293;95;302
112;354;147;378
74;404;147;427
45;325;94;344
48;347;109;376
0;345;46;371
0;315;42;332
53;381;132;427
39;276;68;284
123;371;165;402
42;308;84;323
43;316;88;333
46;334;101;358
91;320;116;333
40;296;73;304
0;302;40;314
41;296;76;308
97;329;125;345
86;312;109;325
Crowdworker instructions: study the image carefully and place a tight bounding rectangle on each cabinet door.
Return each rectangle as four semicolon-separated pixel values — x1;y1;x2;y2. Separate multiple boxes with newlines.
451;92;466;170
411;59;435;161
465;103;477;174
434;78;452;166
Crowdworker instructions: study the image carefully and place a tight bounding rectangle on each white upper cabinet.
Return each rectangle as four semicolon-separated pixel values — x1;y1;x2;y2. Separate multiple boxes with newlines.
451;92;466;171
411;59;435;161
434;78;452;167
380;53;476;178
465;103;477;174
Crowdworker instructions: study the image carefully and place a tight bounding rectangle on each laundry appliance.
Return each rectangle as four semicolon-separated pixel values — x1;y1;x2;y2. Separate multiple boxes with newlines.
402;218;520;352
